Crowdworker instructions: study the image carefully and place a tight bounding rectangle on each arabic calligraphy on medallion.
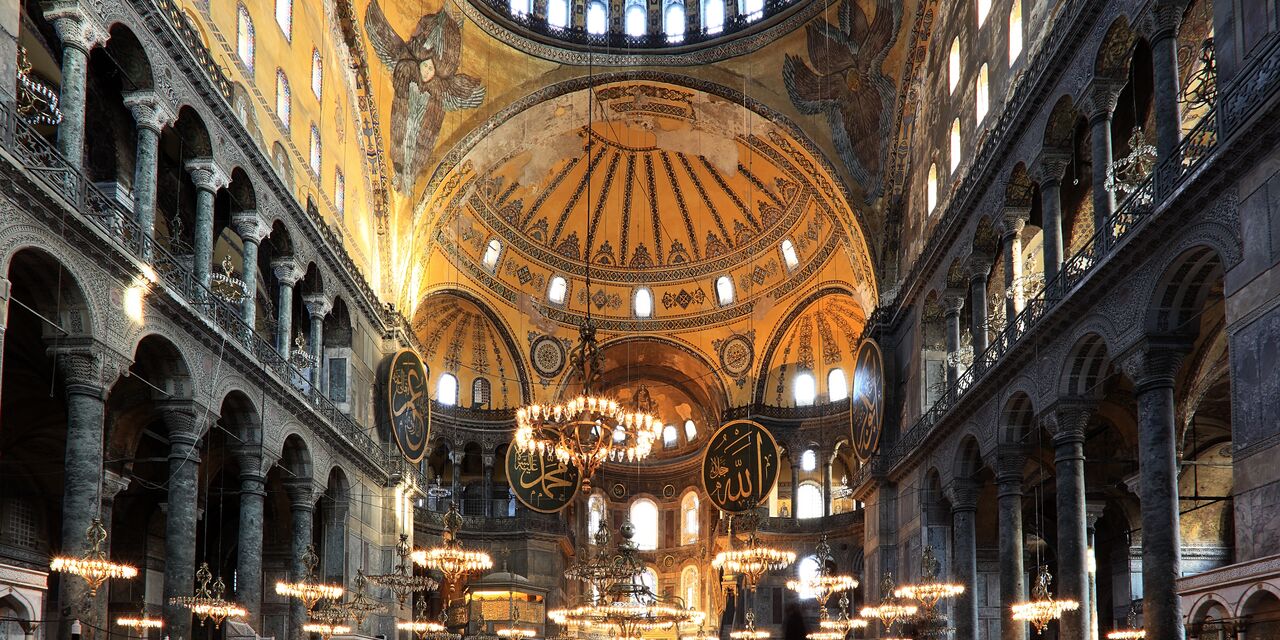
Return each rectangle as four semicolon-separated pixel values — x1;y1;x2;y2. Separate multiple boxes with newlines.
849;340;884;463
387;349;430;463
506;432;582;513
701;420;780;513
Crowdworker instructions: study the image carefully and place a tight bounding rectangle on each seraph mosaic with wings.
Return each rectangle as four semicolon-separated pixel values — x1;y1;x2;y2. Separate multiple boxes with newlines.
365;0;486;193
783;0;901;199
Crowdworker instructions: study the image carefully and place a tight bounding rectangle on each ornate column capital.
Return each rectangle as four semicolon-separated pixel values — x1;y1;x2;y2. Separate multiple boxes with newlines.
966;255;994;282
102;470;132;501
231;211;270;244
302;293;332;319
51;342;125;394
1033;151;1072;186
185;159;230;194
482;454;496;468
1086;500;1107;532
450;450;464;465
158;401;208;442
995;445;1028;487
1001;207;1030;238
271;258;305;285
1080;79;1126;121
949;479;980;513
1119;336;1191;392
942;289;967;315
286;481;315;512
41;1;108;53
1146;1;1184;41
121;90;177;134
1042;398;1095;445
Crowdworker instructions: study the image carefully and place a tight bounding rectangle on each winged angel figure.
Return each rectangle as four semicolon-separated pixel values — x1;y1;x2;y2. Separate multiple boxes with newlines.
783;0;900;199
365;0;486;193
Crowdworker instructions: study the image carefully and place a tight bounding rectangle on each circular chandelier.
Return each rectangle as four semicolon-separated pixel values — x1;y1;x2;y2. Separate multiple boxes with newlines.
51;518;138;597
276;544;344;611
339;570;386;626
820;592;867;636
728;612;770;640
290;332;319;369
514;323;662;492
412;502;494;585
399;600;461;640
565;518;633;597
785;537;858;605
210;255;249;304
171;562;248;629
1106;604;1145;639
806;631;845;640
712;515;795;588
894;545;964;611
116;605;163;634
1011;565;1078;635
369;533;440;606
305;606;354;640
859;574;918;631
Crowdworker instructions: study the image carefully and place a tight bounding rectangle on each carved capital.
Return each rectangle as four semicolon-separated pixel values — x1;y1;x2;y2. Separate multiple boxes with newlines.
949;479;979;512
450;450;464;465
1119;337;1190;392
1147;1;1183;41
158;401;204;439
42;2;108;53
1086;500;1107;531
302;293;331;319
121;90;177;134
1043;398;1095;445
271;258;305;285
230;211;270;244
52;343;124;393
483;454;496;468
1001;208;1030;238
995;445;1027;486
942;289;967;315
185;159;230;193
1081;79;1126;120
286;481;315;510
1033;151;1072;185
102;470;132;501
967;255;994;282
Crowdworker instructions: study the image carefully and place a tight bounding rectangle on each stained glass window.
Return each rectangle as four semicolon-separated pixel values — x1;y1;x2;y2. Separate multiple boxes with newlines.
309;124;321;175
275;0;292;40
334;170;345;217
237;5;255;72
311;49;323;99
276;69;291;130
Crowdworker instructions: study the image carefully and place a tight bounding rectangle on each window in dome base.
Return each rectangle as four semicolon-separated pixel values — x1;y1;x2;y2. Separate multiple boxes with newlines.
634;287;653;318
794;372;816;406
828;368;848;402
586;1;607;34
437;373;458;406
548;276;568;305
715;275;735;306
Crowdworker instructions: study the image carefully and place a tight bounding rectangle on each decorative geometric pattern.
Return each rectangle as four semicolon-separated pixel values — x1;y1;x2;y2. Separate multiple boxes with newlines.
529;334;567;378
715;333;755;379
662;287;707;310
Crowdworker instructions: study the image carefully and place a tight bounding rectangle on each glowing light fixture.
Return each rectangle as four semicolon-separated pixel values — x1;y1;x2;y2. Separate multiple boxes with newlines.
712;515;795;588
412;503;493;585
859;574;918;631
368;534;439;606
50;518;138;597
894;545;964;611
170;562;248;628
1011;565;1079;635
275;544;344;611
785;536;858;605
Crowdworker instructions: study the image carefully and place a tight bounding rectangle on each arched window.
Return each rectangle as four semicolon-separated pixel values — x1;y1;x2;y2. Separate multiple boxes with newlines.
334;170;345;217
828;368;848;402
715;275;734;306
237;5;255;71
800;449;817;472
634;287;653;318
641;567;659;594
740;0;763;21
680;565;700;609
586;1;608;34
664;1;685;42
794;372;816;406
472;377;490;407
275;69;291;130
311;49;323;99
309;125;321;175
663;424;679;448
624;0;646;36
701;0;724;34
631;499;659;550
796;482;822;519
547;0;569;27
275;0;292;40
680;492;699;545
548;276;568;304
510;0;532;15
587;493;606;538
927;163;938;214
794;555;821;597
976;63;990;122
1008;0;1023;63
437;373;458;405
482;239;503;271
948;37;961;94
950;118;962;173
976;0;991;27
683;419;697;441
780;238;799;270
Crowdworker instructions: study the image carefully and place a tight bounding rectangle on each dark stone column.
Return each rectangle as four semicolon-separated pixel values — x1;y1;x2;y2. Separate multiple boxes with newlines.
271;259;303;357
303;294;330;392
234;447;267;630
483;454;495;517
160;405;203;640
1083;80;1122;240
93;471;131;633
1001;210;1029;319
186;160;228;290
122;91;173;258
1048;402;1092;640
230;212;269;331
450;451;464;510
287;483;316;640
1149;3;1184;162
942;291;966;385
1121;340;1188;640
821;459;833;517
42;4;104;171
968;257;992;354
996;446;1028;640
0;277;8;414
951;481;979;640
1034;152;1071;286
1086;501;1106;640
790;459;801;520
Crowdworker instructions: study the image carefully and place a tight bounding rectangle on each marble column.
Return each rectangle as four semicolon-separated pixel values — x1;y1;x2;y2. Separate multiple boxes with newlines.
122;91;174;258
93;471;131;632
942;291;966;386
790;460;801;520
1001;210;1030;319
483;454;495;517
450;451;464;510
1086;502;1106;640
186;160;229;290
234;447;267;630
303;293;330;392
43;6;104;171
0;277;8;415
271;258;303;358
160;405;203;640
53;349;112;640
230;212;269;331
287;482;315;640
1121;340;1188;640
1049;402;1092;640
1150;3;1184;163
968;256;993;354
1035;152;1071;287
996;445;1028;640
1083;80;1123;241
951;480;979;640
822;459;833;517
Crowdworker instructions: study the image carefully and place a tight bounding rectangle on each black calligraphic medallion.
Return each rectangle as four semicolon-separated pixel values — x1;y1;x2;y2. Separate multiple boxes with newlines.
701;420;780;513
506;434;582;513
386;349;430;463
849;340;884;463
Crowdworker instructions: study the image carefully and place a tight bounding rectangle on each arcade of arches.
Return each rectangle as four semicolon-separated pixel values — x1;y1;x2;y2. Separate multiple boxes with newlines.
1;0;1278;639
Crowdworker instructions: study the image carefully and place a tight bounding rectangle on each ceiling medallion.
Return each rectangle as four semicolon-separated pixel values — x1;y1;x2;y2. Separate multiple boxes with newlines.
529;334;568;378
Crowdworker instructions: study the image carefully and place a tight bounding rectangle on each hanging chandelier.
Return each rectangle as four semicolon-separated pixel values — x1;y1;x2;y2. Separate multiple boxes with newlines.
305;605;353;640
859;574;918;631
290;332;319;369
712;514;795;588
1106;604;1145;639
785;536;858;605
275;544;344;611
369;534;439;606
565;517;633;597
1011;565;1079;635
398;600;458;640
728;612;770;640
820;592;867;636
115;605;163;634
514;323;662;492
894;545;964;611
412;502;494;585
339;570;386;626
427;474;453;501
1105;126;1157;200
170;562;248;628
50;518;138;597
210;255;249;304
16;46;61;126
495;576;540;640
